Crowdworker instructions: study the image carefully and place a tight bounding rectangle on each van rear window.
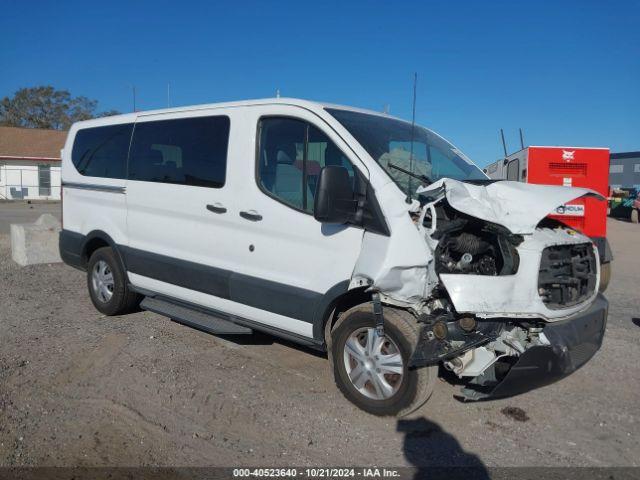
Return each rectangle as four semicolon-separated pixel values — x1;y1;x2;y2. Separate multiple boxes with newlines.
71;124;133;179
129;116;230;188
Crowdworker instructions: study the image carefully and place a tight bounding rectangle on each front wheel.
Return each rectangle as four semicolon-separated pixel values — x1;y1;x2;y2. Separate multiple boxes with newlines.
330;304;436;416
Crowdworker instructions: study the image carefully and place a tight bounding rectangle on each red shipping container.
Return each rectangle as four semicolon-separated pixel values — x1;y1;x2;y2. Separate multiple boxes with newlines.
485;146;609;239
527;146;609;238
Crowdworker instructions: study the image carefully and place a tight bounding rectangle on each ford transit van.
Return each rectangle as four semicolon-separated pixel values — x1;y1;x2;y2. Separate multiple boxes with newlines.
59;98;608;416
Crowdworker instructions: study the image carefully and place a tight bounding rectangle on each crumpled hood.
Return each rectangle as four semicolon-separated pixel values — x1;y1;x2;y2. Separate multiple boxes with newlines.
417;179;604;234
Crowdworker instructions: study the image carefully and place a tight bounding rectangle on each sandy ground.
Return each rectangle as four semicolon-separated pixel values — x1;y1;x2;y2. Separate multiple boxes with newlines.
0;210;638;468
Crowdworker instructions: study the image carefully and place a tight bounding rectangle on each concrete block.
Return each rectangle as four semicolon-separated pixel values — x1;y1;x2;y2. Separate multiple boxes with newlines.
11;214;62;266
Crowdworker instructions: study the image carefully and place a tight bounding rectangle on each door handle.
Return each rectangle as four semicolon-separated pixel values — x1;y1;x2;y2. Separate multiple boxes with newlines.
206;203;227;214
239;210;263;221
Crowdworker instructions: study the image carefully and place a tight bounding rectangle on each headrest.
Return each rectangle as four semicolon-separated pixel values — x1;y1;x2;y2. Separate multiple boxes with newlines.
324;143;343;166
277;149;294;165
147;149;164;165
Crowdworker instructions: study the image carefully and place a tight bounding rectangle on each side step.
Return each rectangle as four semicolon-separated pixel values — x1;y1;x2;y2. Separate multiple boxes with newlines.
140;296;253;335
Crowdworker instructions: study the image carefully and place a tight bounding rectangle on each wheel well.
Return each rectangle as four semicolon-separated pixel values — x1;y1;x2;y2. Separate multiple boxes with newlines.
81;237;110;266
322;287;371;347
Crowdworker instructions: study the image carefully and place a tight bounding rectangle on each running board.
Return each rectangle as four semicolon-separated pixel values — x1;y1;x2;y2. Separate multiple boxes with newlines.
140;297;253;335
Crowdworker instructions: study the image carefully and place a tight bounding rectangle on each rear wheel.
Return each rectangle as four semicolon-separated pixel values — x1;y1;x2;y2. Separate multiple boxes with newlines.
87;247;141;315
330;303;436;416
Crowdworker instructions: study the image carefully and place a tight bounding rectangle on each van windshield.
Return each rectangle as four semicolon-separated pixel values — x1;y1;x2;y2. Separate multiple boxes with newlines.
326;108;487;198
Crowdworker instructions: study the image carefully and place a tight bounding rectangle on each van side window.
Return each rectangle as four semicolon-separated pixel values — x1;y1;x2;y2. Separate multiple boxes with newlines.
129;116;230;188
258;118;354;213
507;159;520;181
71;124;133;179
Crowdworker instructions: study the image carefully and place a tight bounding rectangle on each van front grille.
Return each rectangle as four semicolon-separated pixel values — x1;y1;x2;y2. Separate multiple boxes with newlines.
538;243;597;309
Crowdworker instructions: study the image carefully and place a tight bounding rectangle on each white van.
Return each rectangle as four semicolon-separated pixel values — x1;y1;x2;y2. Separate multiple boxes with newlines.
60;98;608;416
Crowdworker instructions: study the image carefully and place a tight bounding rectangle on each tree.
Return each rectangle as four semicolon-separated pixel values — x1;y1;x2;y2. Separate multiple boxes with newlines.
0;86;120;130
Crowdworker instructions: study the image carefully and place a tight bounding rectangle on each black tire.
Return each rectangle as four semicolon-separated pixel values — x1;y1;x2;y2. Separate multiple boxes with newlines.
330;303;437;417
87;247;141;316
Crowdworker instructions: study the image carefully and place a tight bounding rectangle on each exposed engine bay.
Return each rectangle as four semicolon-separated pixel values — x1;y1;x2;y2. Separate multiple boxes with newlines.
425;202;522;276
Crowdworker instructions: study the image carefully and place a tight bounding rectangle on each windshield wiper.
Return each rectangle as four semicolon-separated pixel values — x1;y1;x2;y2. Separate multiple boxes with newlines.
388;162;432;186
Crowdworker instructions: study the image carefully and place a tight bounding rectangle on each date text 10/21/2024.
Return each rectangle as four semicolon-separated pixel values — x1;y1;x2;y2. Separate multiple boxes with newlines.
232;468;401;478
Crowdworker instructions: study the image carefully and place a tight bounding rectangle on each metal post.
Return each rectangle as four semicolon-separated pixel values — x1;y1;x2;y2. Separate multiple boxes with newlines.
500;129;508;157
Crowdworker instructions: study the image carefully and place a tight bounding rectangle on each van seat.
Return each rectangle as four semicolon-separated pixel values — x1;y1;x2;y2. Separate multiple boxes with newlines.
274;149;313;208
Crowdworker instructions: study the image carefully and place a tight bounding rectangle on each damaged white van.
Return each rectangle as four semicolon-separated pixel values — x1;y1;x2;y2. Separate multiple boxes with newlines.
59;98;608;416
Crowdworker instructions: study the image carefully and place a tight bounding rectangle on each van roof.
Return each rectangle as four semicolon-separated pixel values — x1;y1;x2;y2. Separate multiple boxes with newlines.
72;97;403;129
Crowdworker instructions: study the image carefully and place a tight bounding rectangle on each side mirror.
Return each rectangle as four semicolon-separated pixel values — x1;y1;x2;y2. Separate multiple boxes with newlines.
313;166;356;224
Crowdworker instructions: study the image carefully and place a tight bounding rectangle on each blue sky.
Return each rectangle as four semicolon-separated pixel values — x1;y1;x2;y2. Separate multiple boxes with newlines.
1;0;638;165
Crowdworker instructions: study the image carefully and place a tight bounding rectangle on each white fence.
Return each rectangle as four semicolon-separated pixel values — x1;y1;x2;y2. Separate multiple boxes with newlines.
0;164;61;200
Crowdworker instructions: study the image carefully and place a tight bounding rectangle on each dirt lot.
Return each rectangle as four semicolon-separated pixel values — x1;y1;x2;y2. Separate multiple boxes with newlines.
0;205;638;468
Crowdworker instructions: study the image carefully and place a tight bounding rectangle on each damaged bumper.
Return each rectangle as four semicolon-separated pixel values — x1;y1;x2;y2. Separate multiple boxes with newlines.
459;294;608;401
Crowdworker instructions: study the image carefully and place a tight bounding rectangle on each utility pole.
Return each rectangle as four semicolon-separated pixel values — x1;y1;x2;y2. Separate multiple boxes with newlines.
500;129;508;157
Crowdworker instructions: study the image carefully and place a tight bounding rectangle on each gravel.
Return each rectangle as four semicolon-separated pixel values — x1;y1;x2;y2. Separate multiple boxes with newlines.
0;210;638;467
